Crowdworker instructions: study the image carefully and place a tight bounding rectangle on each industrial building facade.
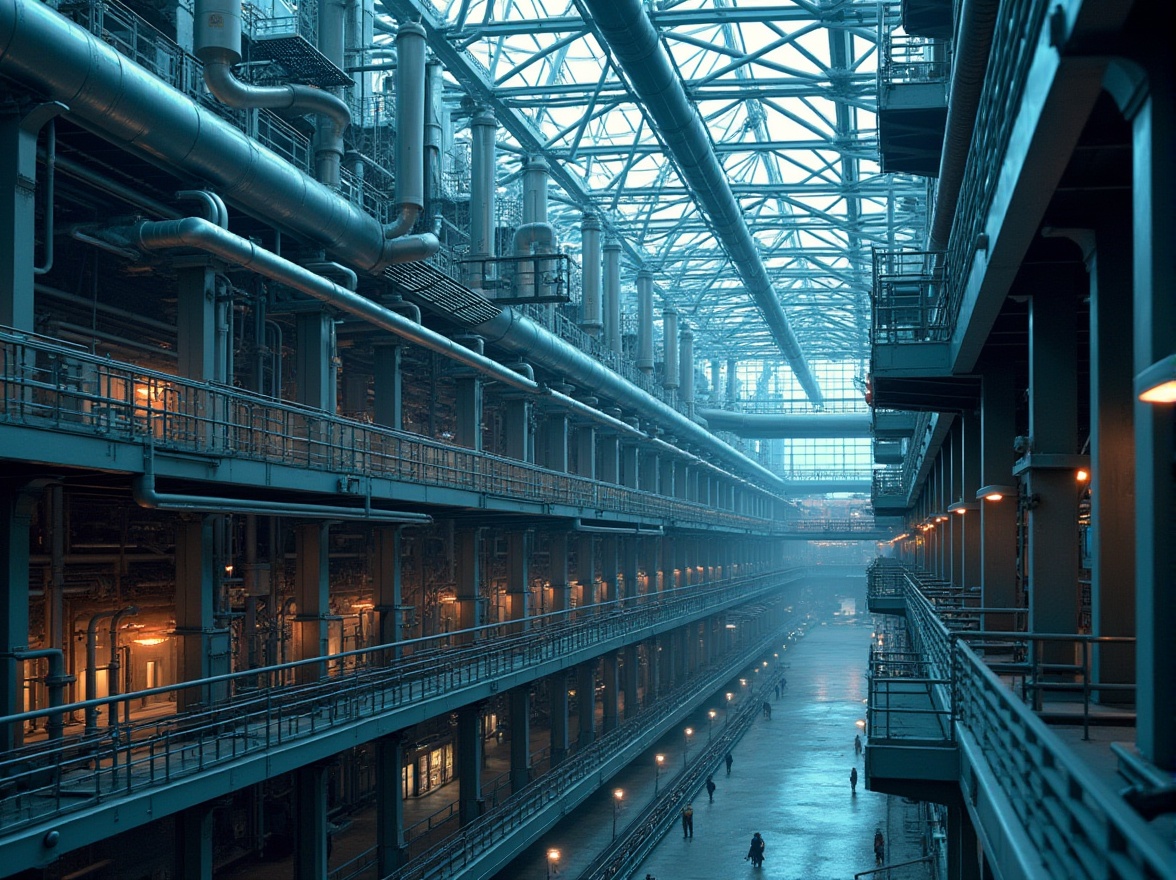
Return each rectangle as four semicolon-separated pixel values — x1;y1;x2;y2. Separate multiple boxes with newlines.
0;0;1173;879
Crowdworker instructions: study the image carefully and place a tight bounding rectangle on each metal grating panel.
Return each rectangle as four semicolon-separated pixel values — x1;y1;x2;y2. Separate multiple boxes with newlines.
250;35;354;88
383;262;503;327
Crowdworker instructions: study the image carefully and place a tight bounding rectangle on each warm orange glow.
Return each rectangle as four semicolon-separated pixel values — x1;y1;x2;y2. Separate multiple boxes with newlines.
984;492;1004;502
614;788;624;801
547;849;560;862
133;637;166;647
1139;379;1176;403
1076;469;1089;482
953;507;966;515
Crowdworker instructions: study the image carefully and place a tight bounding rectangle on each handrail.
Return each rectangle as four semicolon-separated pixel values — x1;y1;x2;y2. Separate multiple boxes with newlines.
0;327;782;532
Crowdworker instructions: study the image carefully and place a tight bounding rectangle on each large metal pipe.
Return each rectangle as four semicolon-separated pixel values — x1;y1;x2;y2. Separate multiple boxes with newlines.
194;0;351;187
580;214;603;335
927;0;999;252
680;325;695;412
384;21;426;239
636;269;654;374
663;309;680;390
514;157;557;299
696;410;873;439
581;0;822;405
603;237;622;354
7;648;71;740
0;0;434;273
469;109;498;266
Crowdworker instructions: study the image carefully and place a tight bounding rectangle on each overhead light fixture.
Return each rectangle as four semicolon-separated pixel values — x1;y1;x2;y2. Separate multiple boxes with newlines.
976;484;1018;502
948;501;978;515
1136;354;1176;404
1076;469;1089;483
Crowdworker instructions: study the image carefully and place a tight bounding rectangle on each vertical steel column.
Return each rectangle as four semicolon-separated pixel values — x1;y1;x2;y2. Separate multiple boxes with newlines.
580;214;603;335
295;310;337;412
637;268;654;373
455;527;482;636
603;237;622;354
548;529;571;764
622;644;639;718
468;110;497;290
949;426;964;588
505;393;532;462
1088;216;1136;695
373;527;402;649
0;487;37;750
601;650;619;732
540;405;569;472
663;310;680;391
599;430;620;485
174;516;226;711
1026;283;1080;652
455;337;484;451
457;704;483;824
576;661;596;747
980;368;1018;629
507;530;531;790
373;342;404;430
294;523;331;683
294;763;329;880
599;535;618;604
174;803;214;880
680;325;695;416
376;734;407;874
961;413;982;589
1130;57;1176;767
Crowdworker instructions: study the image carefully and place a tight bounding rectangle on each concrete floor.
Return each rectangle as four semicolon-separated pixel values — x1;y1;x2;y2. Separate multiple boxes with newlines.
502;618;935;880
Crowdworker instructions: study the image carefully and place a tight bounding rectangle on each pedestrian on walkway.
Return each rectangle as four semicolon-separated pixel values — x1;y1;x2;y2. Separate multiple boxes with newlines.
762;700;772;719
850;766;858;794
774;683;780;699
705;775;716;802
874;829;885;866
855;733;863;756
725;752;733;775
681;802;694;838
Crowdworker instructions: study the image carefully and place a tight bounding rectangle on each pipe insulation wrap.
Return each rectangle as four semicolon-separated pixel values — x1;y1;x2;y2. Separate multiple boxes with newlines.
0;0;430;272
394;21;426;211
696;410;873;439
580;0;822;405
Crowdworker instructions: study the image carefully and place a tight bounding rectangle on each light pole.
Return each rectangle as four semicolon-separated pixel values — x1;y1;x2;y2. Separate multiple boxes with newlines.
547;848;560;878
612;788;624;839
725;692;733;726
655;753;665;795
707;709;716;741
683;727;693;768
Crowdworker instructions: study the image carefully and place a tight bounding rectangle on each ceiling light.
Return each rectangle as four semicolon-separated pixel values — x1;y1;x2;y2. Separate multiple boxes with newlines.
1136;355;1176;403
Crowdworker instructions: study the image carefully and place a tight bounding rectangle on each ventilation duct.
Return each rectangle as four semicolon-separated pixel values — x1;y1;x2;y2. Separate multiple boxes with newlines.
383;21;426;239
468;109;497;290
0;0;434;272
581;0;822;405
580;214;603;335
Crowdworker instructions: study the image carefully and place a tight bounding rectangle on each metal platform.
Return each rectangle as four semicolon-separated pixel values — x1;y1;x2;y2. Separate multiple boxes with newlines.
249;33;354;88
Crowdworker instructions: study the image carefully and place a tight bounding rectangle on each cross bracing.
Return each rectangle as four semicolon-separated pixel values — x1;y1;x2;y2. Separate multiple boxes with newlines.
376;0;921;384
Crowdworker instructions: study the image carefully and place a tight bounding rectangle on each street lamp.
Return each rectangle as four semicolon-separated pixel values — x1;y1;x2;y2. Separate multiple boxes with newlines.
707;709;716;740
683;727;694;767
547;849;560;878
655;753;665;795
725;692;734;726
612;788;624;839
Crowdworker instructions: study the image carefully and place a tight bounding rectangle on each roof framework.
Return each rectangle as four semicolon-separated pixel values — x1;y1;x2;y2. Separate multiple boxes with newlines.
375;0;927;369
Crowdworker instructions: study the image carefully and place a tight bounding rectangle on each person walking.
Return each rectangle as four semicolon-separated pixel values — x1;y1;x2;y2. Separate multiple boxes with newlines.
725;752;733;776
680;802;694;838
705;775;716;802
855;733;863;756
745;831;766;868
850;766;858;794
762;700;772;719
874;829;885;866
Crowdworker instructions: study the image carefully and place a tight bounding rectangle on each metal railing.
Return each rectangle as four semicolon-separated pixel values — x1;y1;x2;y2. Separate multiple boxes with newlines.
879;32;951;88
868;564;1171;880
0;328;774;532
0;568;802;834
871;249;951;345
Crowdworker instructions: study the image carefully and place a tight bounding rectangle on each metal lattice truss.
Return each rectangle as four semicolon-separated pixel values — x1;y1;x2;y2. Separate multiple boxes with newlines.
374;0;927;370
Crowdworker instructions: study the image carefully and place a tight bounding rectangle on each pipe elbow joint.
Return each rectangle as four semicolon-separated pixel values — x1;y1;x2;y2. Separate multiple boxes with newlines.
382;232;439;266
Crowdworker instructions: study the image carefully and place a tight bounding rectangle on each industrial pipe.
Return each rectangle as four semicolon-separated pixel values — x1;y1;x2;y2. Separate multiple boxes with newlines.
383;21;427;239
580;0;822;405
6;648;72;740
0;0;434;272
680;325;695;413
32;116;55;275
636;269;654;374
663;310;680;390
580;214;603;335
194;0;351;187
696;411;873;439
85;608;137;735
132;469;433;523
927;0;999;252
175;190;228;229
570;519;664;536
603;237;622;354
105;606;139;727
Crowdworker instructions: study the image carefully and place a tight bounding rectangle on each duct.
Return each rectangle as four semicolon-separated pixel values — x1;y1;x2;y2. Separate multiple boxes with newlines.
473;306;789;491
927;0;998;252
105;606;138;727
663;309;680;390
0;0;434;273
603;237;622;354
696;411;873;439
304;260;358;291
680;325;695;412
133;469;433;523
580;0;822;405
5;649;71;740
424;59;444;225
84;607;136;734
580;214;603;335
383;22;426;240
194;0;351;187
636;269;654;374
